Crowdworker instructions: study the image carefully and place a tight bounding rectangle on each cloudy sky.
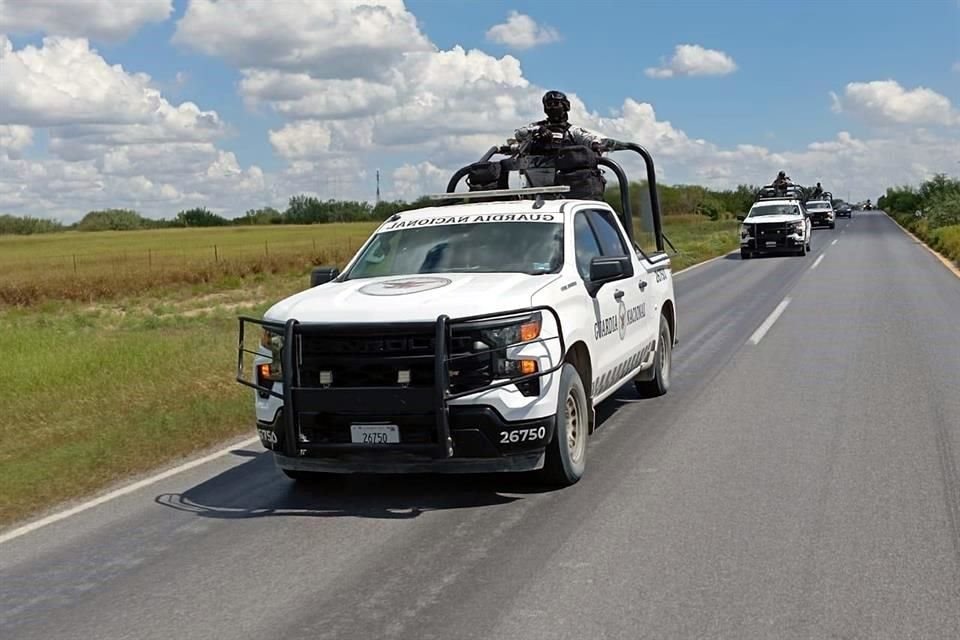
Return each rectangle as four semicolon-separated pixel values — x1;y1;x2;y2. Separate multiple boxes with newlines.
1;0;958;221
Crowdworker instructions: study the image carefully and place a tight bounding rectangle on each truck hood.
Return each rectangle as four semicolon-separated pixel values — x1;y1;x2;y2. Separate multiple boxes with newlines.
264;272;560;323
744;215;803;224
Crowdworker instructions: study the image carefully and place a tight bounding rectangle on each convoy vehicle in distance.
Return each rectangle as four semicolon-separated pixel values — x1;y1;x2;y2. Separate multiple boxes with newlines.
835;202;853;218
237;139;678;487
739;185;812;258
806;199;836;229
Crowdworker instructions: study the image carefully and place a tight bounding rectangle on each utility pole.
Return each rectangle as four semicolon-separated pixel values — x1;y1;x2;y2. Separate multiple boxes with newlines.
376;169;381;205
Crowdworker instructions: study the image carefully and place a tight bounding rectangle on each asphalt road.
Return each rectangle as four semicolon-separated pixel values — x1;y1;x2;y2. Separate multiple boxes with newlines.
3;211;959;639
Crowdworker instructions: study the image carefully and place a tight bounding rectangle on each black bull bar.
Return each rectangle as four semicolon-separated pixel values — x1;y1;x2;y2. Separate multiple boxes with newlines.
236;307;565;459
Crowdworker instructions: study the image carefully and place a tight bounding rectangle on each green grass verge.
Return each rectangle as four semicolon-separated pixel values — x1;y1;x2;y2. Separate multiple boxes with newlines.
0;216;738;529
888;212;960;266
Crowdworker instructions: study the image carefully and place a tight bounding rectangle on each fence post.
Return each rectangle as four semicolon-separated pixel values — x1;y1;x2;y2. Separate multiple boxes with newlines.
73;254;77;273
214;244;219;263
148;249;152;270
265;241;269;257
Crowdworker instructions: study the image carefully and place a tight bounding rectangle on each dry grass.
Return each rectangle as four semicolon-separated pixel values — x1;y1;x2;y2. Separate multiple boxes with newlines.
0;224;377;306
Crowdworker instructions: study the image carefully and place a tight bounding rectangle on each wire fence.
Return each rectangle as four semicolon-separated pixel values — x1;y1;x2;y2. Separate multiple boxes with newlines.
1;237;370;284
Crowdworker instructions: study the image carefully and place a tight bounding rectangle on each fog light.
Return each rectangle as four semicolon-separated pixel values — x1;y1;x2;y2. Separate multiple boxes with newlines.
520;359;538;375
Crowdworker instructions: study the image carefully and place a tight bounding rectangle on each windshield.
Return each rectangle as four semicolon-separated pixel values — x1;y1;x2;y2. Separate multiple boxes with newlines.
807;202;831;210
748;204;800;217
344;220;564;279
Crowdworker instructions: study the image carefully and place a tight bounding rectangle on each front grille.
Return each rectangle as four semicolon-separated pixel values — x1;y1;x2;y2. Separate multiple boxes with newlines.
298;329;491;392
748;222;796;248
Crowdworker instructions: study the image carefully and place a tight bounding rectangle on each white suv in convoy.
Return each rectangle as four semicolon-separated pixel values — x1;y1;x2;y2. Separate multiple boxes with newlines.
237;140;678;487
739;195;812;258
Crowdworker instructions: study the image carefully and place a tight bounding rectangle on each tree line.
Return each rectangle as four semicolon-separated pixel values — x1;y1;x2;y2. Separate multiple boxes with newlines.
0;182;763;236
878;173;960;266
877;173;960;228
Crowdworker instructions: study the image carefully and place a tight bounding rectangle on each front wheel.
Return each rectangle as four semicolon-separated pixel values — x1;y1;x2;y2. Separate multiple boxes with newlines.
635;314;672;399
541;363;588;487
740;249;752;260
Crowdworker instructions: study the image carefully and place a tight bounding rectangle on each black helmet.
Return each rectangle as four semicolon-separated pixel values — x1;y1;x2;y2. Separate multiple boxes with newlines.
777;171;786;179
542;90;570;123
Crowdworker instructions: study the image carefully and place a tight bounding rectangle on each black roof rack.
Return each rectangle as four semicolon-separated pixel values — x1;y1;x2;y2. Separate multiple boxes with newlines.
439;139;668;252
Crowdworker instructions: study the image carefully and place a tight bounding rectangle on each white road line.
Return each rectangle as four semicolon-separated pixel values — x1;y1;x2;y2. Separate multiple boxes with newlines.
831;239;838;246
810;255;825;270
749;297;791;345
0;436;261;546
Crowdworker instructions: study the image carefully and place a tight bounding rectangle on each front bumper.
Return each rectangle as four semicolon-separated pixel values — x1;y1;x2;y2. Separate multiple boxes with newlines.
810;214;834;226
238;307;565;474
741;224;805;252
256;406;555;473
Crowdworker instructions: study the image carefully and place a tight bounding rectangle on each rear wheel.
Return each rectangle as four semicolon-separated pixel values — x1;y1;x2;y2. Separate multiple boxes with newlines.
541;363;588;487
740;249;752;260
635;314;672;399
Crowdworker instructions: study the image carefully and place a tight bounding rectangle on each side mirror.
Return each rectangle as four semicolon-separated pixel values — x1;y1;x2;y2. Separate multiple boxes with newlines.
586;256;631;296
310;266;339;288
736;215;746;222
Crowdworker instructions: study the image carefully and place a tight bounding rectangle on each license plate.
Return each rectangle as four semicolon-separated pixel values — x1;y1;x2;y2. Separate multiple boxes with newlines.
766;241;777;247
350;424;400;444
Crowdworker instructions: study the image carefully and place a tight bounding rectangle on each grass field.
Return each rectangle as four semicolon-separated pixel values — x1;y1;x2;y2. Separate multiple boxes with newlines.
0;223;378;306
0;216;739;528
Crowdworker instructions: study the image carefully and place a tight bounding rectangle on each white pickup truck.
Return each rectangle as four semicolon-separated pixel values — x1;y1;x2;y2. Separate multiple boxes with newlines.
237;140;677;487
739;185;813;258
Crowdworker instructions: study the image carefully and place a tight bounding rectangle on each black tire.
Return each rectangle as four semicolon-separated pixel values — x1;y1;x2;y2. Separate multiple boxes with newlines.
541;363;588;487
829;223;836;229
740;249;751;259
798;241;807;256
635;314;672;399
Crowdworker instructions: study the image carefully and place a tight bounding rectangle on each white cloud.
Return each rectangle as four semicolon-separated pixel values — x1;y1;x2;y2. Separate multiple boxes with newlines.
0;0;172;42
485;11;560;50
0;36;222;139
0;35;271;221
806;131;867;153
390;161;451;199
269;121;333;159
831;80;958;126
173;0;431;79
645;44;737;79
2;0;957;219
0;124;33;155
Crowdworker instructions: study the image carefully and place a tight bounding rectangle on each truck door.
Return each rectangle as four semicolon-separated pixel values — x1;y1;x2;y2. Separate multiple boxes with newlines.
573;208;651;398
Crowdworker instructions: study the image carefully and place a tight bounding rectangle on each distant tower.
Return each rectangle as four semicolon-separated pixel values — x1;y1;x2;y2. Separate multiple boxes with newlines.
376;169;381;204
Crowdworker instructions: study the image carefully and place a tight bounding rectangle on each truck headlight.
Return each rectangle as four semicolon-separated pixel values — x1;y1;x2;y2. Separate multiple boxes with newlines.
479;312;541;348
790;222;804;234
258;328;284;382
476;312;543;396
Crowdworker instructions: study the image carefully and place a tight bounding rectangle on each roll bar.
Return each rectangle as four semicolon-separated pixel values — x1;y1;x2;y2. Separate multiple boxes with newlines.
442;140;666;252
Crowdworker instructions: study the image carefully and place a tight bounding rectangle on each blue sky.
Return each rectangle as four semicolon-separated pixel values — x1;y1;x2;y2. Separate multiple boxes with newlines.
0;0;958;220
